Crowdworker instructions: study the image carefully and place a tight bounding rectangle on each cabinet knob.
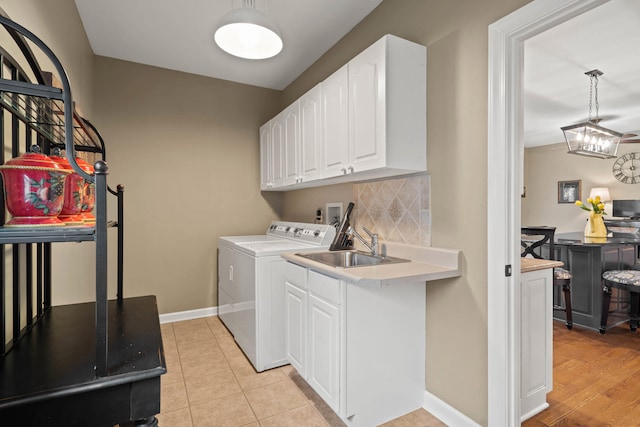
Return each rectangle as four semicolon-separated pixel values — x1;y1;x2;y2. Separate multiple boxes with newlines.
347;166;354;173
341;167;347;175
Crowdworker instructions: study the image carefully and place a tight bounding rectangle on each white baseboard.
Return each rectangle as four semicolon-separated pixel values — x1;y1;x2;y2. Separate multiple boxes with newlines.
159;306;218;324
424;390;481;427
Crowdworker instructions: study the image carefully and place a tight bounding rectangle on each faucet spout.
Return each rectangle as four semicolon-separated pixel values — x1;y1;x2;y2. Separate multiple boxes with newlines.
347;226;379;256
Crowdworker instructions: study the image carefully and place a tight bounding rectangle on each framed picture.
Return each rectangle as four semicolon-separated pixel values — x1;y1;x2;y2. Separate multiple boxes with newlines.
558;180;581;204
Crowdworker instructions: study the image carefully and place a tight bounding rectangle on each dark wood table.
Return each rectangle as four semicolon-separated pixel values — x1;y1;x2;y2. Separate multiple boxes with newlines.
0;296;166;426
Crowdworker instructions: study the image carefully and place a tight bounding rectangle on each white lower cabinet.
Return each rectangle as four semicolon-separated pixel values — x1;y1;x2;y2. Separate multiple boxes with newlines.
284;261;425;426
285;274;307;376
308;293;341;411
520;268;553;421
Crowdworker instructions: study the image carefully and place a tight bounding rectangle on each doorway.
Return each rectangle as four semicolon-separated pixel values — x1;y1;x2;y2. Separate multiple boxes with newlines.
487;0;610;425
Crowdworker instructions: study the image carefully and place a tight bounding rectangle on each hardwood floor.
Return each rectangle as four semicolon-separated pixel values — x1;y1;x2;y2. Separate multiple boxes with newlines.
524;320;640;426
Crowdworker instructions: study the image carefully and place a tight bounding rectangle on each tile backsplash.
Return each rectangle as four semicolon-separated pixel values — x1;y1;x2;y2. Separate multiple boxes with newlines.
353;174;430;247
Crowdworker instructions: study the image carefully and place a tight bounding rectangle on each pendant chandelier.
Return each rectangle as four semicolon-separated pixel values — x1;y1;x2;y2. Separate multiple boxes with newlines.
561;69;622;159
214;0;283;60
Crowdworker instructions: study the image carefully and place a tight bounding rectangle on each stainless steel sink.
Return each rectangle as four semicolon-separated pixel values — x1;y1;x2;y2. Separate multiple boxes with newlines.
297;250;410;269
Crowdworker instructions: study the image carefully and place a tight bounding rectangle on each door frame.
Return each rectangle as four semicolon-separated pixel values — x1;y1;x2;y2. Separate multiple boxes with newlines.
486;0;608;425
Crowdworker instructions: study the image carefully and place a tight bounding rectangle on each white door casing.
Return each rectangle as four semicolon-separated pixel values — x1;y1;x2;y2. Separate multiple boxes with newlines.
487;0;608;425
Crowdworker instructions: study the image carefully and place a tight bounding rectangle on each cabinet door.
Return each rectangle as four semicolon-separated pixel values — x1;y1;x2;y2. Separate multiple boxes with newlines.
322;65;349;177
282;102;300;186
520;269;553;420
270;114;285;187
308;293;340;413
259;122;272;190
299;84;323;182
285;282;307;377
348;39;386;173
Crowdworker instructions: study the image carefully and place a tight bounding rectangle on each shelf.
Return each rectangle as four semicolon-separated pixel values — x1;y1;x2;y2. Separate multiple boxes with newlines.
0;296;166;425
0;78;102;153
0;225;95;244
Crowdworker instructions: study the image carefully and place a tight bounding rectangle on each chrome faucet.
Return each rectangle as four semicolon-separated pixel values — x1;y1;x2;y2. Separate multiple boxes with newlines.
347;226;379;256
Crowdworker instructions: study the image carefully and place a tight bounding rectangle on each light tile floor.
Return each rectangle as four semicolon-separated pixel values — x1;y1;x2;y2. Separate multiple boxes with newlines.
158;316;446;427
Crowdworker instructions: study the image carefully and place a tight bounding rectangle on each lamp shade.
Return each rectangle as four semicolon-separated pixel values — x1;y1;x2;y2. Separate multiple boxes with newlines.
214;4;283;60
589;187;611;202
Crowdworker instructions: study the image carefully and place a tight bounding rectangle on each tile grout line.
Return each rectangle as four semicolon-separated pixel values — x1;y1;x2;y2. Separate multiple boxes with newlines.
205;318;262;426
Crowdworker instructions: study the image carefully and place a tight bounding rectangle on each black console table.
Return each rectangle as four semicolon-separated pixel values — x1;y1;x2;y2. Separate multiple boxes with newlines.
552;232;639;331
0;296;165;426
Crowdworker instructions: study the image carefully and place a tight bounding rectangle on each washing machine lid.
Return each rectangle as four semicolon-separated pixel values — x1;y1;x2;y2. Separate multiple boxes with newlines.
219;235;280;245
234;239;325;257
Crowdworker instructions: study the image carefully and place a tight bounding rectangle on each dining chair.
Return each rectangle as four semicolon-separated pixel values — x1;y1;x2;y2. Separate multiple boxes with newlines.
521;226;573;330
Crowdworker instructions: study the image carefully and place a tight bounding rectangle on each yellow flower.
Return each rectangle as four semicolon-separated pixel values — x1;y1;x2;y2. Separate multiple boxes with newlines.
576;198;607;215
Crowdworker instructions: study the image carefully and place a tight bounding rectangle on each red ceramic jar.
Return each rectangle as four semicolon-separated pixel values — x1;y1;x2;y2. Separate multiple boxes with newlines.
75;157;95;224
0;147;70;227
49;152;85;226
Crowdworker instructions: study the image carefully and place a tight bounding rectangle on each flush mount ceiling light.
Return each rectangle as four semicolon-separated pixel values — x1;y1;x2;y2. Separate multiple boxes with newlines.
214;0;283;60
561;69;622;159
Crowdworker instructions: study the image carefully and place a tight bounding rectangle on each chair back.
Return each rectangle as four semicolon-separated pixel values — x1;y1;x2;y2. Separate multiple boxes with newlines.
521;226;557;260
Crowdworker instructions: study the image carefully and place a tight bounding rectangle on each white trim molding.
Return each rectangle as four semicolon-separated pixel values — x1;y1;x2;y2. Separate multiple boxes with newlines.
487;0;608;425
424;391;481;427
159;306;218;324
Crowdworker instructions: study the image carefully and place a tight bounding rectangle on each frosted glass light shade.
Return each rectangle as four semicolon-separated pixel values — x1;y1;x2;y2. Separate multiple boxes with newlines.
214;6;283;59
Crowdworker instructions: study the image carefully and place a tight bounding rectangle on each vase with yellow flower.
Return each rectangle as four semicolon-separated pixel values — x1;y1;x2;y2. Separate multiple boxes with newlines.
575;195;607;238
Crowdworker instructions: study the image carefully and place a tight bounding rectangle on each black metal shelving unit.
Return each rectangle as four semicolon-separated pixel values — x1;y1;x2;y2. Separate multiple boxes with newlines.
0;13;165;427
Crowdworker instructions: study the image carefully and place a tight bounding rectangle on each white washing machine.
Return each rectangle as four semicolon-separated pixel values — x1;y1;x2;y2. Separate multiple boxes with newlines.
218;221;336;372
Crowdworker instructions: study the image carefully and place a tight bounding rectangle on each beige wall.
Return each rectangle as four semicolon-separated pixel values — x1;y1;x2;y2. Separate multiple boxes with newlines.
0;0;98;305
523;143;640;232
280;0;533;424
0;0;94;114
92;57;282;314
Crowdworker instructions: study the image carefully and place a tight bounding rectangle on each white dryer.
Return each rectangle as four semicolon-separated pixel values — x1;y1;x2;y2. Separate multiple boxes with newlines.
218;221;336;372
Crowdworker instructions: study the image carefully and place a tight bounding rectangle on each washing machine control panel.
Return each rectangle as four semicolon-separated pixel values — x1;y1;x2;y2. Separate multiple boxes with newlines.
266;221;336;245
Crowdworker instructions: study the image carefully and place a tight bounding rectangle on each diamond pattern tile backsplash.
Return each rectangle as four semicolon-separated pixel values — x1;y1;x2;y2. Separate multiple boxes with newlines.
353;174;430;247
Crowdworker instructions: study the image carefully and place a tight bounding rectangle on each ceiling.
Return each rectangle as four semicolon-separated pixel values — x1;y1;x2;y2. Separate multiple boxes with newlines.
74;0;639;149
524;0;640;147
73;0;383;91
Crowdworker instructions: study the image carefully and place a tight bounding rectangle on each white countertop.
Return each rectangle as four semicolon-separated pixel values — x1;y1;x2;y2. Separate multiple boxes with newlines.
281;242;462;287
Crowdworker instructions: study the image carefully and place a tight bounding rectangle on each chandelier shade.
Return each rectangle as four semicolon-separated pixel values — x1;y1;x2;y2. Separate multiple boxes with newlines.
214;0;283;60
561;69;621;159
562;121;622;159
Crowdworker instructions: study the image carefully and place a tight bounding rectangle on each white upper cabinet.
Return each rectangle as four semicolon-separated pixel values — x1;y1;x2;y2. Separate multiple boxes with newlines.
269;117;285;188
260;121;273;190
299;84;323;182
282;102;300;186
347;34;426;176
322;65;349;177
260;34;426;191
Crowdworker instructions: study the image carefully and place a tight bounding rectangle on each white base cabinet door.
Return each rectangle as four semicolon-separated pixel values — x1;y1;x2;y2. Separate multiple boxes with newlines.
520;268;553;422
308;293;341;412
285;281;307;376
